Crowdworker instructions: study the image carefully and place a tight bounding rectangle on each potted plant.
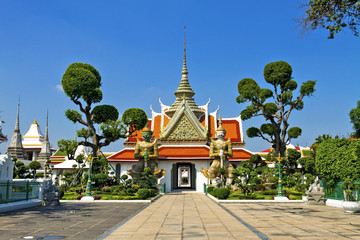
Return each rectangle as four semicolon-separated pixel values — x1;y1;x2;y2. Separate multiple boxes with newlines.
341;178;360;213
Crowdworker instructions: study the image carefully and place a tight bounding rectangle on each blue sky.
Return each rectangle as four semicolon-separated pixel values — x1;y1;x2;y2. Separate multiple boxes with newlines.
0;1;359;154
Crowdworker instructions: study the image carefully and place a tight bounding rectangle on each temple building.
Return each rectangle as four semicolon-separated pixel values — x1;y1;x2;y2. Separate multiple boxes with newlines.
7;101;55;164
108;38;253;192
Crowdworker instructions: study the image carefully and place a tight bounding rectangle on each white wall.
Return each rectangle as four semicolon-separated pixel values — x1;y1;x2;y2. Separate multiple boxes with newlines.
0;154;14;181
110;160;212;193
159;160;211;193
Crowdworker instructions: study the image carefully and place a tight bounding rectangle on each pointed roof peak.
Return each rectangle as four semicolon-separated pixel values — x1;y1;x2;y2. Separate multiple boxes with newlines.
15;97;20;131
33;118;38;125
166;27;204;118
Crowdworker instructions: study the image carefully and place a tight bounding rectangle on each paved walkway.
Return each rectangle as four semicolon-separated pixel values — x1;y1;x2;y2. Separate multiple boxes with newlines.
104;193;360;240
0;202;147;240
223;202;360;240
103;193;261;240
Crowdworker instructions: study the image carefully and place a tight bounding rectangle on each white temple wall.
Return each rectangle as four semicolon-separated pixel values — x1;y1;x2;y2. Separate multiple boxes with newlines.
0;154;14;181
159;160;211;193
110;160;212;193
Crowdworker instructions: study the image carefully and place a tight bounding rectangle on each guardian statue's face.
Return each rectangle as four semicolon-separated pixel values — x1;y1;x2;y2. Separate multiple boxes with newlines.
216;130;226;139
142;131;153;142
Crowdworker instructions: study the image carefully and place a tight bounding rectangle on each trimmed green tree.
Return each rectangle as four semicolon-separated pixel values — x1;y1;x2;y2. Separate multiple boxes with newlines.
236;61;316;158
316;138;360;200
350;100;360;138
61;63;148;154
28;161;41;177
61;62;148;196
57;139;78;160
300;0;360;39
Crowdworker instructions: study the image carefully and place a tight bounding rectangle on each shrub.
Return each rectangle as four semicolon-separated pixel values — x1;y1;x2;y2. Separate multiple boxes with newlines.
212;188;219;197
207;186;215;193
137;189;149;199
126;188;136;196
102;186;111;192
118;190;127;196
256;184;266;191
260;189;277;195
148;189;156;197
216;188;230;199
238;193;256;200
94;173;109;188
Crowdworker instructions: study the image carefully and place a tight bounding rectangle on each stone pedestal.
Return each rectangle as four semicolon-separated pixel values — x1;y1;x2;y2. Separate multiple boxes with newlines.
274;196;289;201
81;196;95;201
306;192;325;205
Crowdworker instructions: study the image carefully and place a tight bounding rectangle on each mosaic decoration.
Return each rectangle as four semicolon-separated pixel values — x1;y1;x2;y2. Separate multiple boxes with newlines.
167;114;202;140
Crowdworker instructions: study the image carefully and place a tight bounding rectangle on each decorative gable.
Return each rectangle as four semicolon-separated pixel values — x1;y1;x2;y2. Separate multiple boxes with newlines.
162;100;206;141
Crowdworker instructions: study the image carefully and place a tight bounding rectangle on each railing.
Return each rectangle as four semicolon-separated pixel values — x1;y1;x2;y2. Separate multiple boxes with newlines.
0;180;42;204
321;180;360;201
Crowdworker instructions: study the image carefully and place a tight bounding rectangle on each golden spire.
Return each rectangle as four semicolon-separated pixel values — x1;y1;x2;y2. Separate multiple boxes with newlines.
216;115;225;131
166;26;203;118
33;118;38;125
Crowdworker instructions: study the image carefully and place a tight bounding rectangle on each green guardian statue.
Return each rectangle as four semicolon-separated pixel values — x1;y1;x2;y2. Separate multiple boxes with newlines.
127;124;166;179
201;117;235;182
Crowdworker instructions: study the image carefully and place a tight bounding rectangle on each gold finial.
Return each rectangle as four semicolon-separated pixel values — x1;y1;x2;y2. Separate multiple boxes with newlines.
216;115;225;131
33;118;38;125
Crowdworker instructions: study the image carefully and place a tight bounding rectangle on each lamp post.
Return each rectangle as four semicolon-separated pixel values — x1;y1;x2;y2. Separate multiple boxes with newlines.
275;156;283;197
85;153;95;197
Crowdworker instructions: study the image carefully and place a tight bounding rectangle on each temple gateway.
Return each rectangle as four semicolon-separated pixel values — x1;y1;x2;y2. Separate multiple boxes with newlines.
108;40;253;193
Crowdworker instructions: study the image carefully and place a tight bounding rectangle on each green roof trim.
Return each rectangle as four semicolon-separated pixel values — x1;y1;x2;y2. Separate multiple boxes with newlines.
52;150;67;157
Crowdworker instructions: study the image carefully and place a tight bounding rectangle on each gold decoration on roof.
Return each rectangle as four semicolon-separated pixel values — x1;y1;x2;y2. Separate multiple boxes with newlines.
216;115;225;131
33;118;38;125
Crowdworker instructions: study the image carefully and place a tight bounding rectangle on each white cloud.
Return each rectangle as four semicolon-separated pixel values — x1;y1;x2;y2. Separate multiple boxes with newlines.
56;84;63;92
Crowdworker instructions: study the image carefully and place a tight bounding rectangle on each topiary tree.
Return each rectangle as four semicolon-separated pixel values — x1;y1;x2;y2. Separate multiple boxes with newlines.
236;61;316;158
61;62;148;196
61;62;148;155
57;139;78;160
350;100;360;138
316;138;360;200
300;0;360;39
316;138;360;186
28;161;41;177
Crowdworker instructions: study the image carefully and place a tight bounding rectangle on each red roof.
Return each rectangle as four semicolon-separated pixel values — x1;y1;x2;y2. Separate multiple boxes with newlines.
108;146;252;162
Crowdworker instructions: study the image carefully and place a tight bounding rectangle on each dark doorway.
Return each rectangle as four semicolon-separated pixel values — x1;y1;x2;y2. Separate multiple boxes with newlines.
172;163;196;190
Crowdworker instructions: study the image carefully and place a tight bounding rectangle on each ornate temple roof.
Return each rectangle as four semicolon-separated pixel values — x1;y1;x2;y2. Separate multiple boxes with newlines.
108;145;252;162
110;30;249;163
165;32;204;119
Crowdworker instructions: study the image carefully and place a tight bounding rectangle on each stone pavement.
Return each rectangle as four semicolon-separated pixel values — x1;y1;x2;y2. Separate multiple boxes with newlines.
223;202;360;240
0;202;147;240
104;193;360;240
103;193;261;240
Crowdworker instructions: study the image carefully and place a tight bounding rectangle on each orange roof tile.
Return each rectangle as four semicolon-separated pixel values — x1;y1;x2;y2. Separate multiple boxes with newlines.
153;115;161;138
109;146;252;161
158;146;210;158
229;149;253;160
